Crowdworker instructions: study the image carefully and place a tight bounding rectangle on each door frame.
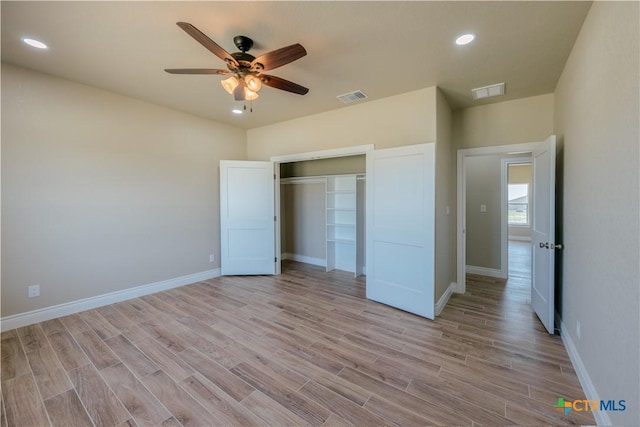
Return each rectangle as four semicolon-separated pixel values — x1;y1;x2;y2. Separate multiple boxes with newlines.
456;142;540;294
270;144;374;275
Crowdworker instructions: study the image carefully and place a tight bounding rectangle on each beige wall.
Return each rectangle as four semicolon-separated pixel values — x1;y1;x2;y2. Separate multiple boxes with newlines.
435;89;454;301
453;93;554;149
281;183;326;260
247;87;437;160
1;64;246;317
554;2;639;425
465;155;503;270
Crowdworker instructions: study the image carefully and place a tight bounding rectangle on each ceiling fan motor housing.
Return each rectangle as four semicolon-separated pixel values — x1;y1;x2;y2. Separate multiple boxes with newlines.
233;35;254;52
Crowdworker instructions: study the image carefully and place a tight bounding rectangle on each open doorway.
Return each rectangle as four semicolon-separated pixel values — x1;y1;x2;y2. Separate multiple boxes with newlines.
504;160;533;301
456;137;557;333
461;154;533;303
456;141;540;294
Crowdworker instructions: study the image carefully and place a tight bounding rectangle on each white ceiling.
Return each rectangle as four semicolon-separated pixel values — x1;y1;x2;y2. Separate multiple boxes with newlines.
1;1;591;129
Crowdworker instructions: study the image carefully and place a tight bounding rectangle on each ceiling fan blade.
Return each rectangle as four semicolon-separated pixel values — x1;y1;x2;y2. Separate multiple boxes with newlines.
260;74;309;95
251;44;307;71
164;68;230;75
176;22;238;67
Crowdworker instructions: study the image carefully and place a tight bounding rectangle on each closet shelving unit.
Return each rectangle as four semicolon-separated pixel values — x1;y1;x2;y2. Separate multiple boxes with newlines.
325;175;364;276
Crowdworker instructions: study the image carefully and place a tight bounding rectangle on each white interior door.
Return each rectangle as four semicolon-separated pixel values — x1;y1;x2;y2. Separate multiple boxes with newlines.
366;144;435;319
220;161;276;275
531;136;556;333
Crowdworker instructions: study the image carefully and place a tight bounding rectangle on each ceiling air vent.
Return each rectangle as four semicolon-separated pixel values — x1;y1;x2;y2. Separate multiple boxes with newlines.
471;82;505;100
337;90;368;104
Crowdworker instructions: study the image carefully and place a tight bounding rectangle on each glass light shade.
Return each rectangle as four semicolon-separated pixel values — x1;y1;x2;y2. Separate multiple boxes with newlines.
221;76;239;94
245;75;262;92
244;88;259;101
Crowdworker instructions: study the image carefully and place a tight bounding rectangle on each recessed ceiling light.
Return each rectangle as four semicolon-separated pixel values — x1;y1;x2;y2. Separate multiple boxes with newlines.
22;38;48;49
455;33;475;46
231;109;243;114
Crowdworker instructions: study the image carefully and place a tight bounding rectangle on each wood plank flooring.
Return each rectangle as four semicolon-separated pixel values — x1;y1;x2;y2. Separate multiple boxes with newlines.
1;247;593;426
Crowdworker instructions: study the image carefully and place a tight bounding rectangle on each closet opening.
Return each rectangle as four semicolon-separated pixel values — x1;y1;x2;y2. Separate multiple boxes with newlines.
278;155;366;277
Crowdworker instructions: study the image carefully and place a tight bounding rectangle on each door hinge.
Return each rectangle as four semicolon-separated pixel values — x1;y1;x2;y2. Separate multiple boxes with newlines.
275;257;277;262
274;216;277;221
274;174;276;179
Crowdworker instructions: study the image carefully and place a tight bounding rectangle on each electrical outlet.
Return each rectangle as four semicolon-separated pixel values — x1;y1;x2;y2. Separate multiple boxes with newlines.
576;320;581;339
28;284;40;298
209;254;215;263
480;204;487;213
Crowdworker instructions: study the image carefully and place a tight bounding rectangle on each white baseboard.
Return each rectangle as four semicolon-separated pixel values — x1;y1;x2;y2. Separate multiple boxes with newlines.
465;265;505;279
436;283;456;316
560;320;611;426
1;268;220;332
282;253;326;267
508;236;532;242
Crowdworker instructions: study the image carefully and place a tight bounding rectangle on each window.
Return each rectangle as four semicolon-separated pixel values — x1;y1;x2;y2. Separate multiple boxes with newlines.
508;183;529;225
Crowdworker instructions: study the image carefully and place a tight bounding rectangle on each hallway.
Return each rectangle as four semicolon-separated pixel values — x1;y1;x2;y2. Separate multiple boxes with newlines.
507;239;532;303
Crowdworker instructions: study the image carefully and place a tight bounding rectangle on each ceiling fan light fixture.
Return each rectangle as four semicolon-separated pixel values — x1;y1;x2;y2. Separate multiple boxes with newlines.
245;75;262;92
244;88;259;101
221;76;239;94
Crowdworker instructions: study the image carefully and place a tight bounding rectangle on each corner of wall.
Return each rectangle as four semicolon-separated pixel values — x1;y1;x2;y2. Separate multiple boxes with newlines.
434;88;455;303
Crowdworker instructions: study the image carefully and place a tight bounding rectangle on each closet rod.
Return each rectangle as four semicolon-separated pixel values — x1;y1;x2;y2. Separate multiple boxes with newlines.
280;177;326;185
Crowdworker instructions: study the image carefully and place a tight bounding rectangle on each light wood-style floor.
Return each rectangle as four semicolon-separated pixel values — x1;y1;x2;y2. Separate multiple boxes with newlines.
2;247;593;426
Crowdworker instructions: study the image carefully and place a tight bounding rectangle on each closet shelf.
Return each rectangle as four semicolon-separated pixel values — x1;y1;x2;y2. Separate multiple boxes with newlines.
325;175;363;277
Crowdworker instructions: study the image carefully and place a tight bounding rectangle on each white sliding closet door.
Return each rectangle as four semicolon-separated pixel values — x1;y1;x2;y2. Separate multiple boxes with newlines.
220;161;276;275
366;144;435;319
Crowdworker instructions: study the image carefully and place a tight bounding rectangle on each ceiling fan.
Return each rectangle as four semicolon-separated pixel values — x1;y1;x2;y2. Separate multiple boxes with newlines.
165;22;309;101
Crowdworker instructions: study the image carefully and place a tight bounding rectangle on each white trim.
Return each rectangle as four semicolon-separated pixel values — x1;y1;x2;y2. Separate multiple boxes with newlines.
465;265;505;279
275;162;282;275
270;144;374;163
1;269;220;332
560;320;611;426
435;283;456;316
456;149;467;293
282;253;326;268
458;142;540;158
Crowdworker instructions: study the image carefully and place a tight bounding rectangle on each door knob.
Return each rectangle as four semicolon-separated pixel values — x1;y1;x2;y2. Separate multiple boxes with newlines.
552;243;563;250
